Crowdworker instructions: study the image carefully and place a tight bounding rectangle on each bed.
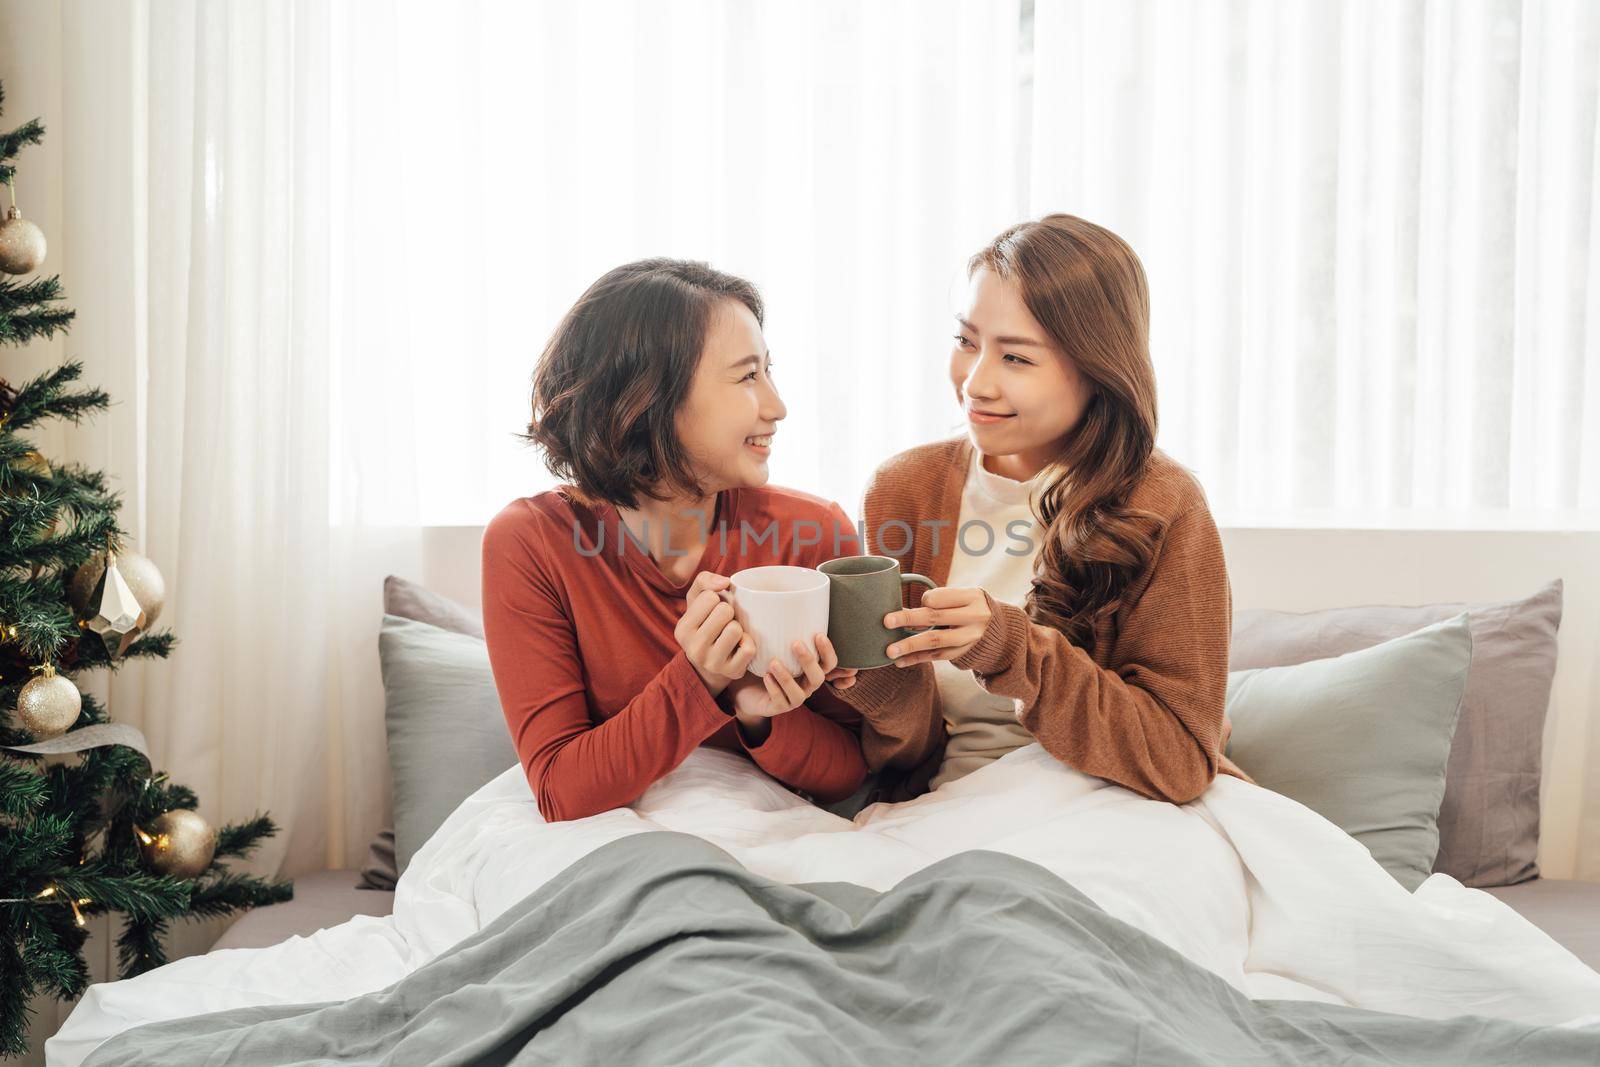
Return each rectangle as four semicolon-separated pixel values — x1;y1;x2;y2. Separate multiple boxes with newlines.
216;572;1600;968
209;871;394;952
212;868;1600;976
43;575;1600;1064
1483;879;1600;972
50;748;1600;1064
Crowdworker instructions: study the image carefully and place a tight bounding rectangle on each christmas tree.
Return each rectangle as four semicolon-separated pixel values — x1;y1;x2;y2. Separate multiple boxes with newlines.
0;79;292;1057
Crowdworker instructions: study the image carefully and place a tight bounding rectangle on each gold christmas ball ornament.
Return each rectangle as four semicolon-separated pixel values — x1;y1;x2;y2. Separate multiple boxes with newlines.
111;549;165;627
0;205;47;275
17;663;82;740
17;449;50;476
137;808;216;879
71;547;165;622
67;554;105;614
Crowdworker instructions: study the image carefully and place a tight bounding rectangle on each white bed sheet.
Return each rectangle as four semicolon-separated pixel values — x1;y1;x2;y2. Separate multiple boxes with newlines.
47;743;1600;1064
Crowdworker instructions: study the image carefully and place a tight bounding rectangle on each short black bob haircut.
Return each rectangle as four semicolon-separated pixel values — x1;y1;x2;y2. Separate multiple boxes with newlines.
522;258;764;509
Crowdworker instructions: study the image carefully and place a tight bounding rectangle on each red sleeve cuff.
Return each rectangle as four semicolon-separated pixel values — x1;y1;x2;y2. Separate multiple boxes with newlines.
740;706;867;803
738;705;806;763
664;650;744;738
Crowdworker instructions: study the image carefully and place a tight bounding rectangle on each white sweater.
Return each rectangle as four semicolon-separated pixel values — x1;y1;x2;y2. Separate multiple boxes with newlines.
928;447;1047;790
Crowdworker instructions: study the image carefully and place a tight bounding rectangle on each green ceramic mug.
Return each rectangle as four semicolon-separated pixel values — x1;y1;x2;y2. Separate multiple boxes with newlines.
818;555;938;670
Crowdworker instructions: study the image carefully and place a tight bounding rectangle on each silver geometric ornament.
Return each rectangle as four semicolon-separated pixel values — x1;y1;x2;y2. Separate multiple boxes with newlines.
86;550;148;658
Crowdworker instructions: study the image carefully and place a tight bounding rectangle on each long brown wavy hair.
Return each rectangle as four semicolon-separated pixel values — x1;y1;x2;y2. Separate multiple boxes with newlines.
969;214;1165;651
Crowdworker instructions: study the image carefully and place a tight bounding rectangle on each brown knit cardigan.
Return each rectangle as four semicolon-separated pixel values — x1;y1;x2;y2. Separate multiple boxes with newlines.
829;435;1254;804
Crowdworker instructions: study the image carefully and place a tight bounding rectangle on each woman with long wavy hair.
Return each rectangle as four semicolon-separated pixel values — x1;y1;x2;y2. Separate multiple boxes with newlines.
830;213;1253;805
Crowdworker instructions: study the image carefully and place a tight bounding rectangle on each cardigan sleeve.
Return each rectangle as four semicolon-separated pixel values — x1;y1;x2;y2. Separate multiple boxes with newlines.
823;468;948;779
823;661;944;778
481;508;733;822
950;503;1232;804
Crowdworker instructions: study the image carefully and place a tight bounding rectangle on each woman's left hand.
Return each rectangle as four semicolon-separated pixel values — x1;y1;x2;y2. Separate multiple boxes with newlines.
725;632;853;719
883;587;992;666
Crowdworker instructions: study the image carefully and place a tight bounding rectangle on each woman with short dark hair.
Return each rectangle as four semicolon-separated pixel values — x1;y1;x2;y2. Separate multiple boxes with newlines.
482;258;904;822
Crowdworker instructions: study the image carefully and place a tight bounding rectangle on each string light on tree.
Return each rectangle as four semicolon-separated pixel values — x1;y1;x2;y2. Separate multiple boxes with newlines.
0;884;95;928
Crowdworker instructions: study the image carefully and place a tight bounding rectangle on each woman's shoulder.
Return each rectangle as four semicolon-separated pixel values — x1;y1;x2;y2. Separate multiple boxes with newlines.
1128;449;1219;530
738;482;850;526
482;490;591;560
486;489;581;528
868;435;968;487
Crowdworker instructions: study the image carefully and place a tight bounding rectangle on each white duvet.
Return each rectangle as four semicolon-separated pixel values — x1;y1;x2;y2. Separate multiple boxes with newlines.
47;743;1600;1065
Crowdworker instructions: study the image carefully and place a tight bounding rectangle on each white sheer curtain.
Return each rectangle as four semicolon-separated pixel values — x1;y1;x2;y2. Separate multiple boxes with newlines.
1029;0;1600;526
50;0;422;882
365;0;1026;525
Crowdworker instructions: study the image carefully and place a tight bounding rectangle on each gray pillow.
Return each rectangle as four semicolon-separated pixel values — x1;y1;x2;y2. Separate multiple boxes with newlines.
1230;580;1561;887
356;826;398;892
1224;614;1472;891
379;613;518;878
359;577;488;890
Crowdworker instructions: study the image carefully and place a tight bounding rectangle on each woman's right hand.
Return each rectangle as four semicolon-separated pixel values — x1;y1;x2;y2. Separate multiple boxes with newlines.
675;571;757;696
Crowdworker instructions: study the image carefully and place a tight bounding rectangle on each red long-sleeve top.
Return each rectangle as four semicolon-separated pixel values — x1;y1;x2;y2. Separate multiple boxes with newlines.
480;483;869;822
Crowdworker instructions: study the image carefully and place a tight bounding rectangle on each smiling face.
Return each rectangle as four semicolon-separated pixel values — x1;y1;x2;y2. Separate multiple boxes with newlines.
673;298;786;494
950;267;1096;477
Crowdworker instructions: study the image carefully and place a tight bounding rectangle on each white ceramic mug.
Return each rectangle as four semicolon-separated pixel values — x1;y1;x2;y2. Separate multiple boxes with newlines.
727;565;830;678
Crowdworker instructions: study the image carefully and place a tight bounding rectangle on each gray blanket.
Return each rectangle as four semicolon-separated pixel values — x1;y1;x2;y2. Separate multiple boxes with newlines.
84;831;1600;1066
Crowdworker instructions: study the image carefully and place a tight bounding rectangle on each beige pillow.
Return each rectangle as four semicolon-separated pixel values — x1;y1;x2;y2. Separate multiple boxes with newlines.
1230;580;1562;888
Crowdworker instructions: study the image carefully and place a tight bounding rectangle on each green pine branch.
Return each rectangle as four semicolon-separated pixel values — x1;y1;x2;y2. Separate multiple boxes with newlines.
45;862;192;924
0;940;31;1058
0;117;44;167
184;870;294;921
213;813;279;861
0;275;76;347
114;914;170;977
0;80;45;190
20;923;90;1001
0;811;75;871
0;762;46;819
0;362;110;430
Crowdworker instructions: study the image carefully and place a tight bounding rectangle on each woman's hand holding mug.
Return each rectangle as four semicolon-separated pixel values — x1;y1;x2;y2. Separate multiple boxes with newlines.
677;571;857;701
883;586;993;666
674;572;756;696
725;632;853;714
721;633;854;744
